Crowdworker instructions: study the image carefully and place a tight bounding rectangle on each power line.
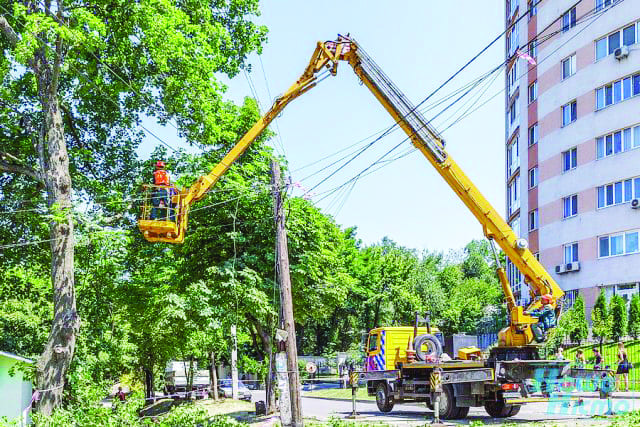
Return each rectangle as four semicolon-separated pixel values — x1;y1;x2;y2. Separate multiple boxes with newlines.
311;0;621;210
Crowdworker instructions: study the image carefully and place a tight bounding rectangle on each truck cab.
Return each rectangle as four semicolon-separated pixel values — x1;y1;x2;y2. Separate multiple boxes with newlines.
365;326;443;372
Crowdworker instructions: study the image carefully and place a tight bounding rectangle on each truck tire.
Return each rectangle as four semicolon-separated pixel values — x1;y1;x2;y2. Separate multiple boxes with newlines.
414;334;443;361
484;398;520;418
438;384;460;420
375;382;394;413
455;406;470;419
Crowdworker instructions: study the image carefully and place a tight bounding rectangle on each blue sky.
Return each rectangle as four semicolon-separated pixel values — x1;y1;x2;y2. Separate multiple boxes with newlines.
139;1;507;253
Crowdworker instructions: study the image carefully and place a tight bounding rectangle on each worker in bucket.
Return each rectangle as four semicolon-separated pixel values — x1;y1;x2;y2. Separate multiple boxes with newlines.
151;161;171;220
526;294;557;343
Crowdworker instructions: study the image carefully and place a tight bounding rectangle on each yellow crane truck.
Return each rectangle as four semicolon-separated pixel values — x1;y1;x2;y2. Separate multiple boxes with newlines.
139;35;613;419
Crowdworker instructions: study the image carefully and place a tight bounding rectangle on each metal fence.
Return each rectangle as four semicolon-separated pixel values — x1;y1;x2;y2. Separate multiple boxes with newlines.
563;340;640;391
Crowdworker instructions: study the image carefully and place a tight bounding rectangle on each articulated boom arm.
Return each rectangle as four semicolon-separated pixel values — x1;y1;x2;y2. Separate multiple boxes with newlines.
142;35;563;346
328;35;564;346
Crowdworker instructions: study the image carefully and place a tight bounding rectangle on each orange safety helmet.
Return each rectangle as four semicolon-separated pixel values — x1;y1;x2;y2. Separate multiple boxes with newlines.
155;160;165;169
541;294;553;304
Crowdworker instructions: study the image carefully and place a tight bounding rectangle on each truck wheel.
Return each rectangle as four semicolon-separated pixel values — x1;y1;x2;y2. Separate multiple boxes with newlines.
375;382;394;413
414;334;443;361
484;399;519;418
455;406;470;419
438;384;460;420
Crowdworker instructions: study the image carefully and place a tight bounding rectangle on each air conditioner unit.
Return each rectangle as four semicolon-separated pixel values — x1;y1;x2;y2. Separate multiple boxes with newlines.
566;262;581;272
555;264;566;274
614;45;629;60
631;198;640;209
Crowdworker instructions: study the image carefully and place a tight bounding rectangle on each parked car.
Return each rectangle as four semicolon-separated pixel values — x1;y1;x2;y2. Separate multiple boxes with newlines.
218;379;252;401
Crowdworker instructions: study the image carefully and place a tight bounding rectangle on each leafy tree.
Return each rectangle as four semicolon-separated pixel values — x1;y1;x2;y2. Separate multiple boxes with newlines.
609;295;627;341
591;290;609;348
567;295;588;344
1;0;266;413
628;294;640;339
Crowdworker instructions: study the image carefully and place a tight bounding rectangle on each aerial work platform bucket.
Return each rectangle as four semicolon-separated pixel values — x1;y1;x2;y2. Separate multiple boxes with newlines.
138;184;186;243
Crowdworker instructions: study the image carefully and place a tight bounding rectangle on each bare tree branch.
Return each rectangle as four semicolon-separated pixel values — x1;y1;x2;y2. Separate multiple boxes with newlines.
0;15;18;47
0;152;44;183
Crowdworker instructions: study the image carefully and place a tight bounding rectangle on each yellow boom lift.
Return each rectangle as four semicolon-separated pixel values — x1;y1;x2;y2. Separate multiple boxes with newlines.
138;35;564;350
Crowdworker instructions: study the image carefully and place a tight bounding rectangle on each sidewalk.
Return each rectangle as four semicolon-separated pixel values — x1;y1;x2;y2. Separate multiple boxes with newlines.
559;390;640;400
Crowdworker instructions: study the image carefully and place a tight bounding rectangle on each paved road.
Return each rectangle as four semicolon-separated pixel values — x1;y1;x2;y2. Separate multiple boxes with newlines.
251;390;640;425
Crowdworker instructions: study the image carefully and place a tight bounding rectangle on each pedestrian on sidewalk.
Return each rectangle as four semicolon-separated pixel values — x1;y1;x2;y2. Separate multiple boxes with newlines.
616;342;631;392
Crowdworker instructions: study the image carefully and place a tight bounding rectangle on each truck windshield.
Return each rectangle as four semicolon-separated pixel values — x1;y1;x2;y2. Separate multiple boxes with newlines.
368;334;378;352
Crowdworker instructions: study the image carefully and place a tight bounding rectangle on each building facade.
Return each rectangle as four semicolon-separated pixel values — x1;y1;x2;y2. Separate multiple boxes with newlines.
504;0;640;317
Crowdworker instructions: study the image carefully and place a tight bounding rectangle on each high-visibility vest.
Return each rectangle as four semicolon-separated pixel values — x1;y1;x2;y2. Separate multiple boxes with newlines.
153;169;169;185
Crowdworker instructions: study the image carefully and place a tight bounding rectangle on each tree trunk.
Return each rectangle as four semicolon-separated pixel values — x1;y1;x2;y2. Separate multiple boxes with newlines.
249;314;276;413
34;43;78;415
209;351;219;401
144;366;155;403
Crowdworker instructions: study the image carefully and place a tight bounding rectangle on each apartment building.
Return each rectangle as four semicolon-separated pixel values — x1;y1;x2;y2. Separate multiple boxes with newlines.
504;0;640;317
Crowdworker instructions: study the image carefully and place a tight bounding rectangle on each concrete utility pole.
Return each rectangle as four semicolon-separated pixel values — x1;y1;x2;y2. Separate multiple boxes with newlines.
271;160;303;427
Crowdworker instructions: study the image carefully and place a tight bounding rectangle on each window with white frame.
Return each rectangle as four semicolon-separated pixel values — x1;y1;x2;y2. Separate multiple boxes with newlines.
528;123;538;146
564;242;579;263
508;177;520;216
597;177;640;208
506;259;523;292
562;55;577;79
596;0;621;12
507;137;520;176
562;100;577;126
595;20;639;61
596;73;640;110
528;0;537;18
528;81;537;103
563;194;578;218
508;21;520;57
528;209;538;231
507;62;518;97
562;147;577;172
597;125;640;159
562;7;577;32
508;95;520;127
509;216;521;237
528;40;537;59
507;0;518;18
528;167;538;188
599;230;640;257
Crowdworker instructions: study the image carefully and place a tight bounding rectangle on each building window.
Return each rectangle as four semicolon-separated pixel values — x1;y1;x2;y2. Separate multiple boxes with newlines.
562;55;576;79
528;123;538;146
528;81;537;103
597;177;640;208
508;177;520;216
509;216;521;238
599;230;640;258
508;21;520;57
528;40;537;59
562;100;577;126
507;137;520;176
596;72;640;110
564;242;579;263
508;95;520;128
507;0;518;18
528;209;539;231
507;62;518;97
528;167;538;189
595;20;640;60
597;125;640;159
562;7;577;32
562;147;577;172
595;0;619;12
528;0;537;18
563;194;578;218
